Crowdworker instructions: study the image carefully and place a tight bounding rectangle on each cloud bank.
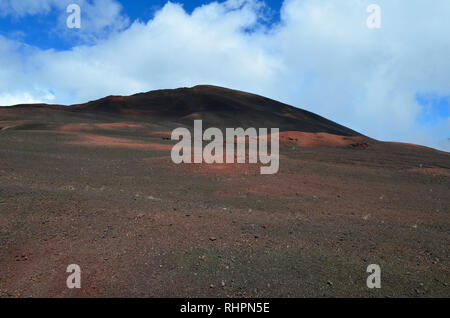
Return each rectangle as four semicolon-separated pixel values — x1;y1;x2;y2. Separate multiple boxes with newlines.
0;0;449;151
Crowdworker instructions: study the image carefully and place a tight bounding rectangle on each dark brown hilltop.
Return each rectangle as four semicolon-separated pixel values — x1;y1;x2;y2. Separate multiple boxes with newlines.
0;85;448;297
1;85;362;135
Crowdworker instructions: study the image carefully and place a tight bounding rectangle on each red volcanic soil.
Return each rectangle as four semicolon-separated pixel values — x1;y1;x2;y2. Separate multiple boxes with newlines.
67;134;172;151
59;123;147;132
235;131;365;148
147;131;173;138
0;86;448;298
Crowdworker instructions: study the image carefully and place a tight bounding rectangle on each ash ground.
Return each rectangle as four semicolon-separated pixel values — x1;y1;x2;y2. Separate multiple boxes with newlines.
0;86;448;297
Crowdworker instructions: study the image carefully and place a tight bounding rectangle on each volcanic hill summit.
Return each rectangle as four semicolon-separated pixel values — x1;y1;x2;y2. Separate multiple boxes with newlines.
64;85;361;136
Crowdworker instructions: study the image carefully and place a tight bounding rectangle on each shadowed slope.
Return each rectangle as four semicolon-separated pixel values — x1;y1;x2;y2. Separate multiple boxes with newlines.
66;85;362;136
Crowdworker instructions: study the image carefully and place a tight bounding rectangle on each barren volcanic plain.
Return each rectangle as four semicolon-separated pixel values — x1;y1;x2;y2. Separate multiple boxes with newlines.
0;85;448;297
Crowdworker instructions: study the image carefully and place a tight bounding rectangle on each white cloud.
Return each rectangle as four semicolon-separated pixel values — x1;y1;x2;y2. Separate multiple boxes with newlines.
0;0;129;41
0;91;54;106
0;0;449;151
0;0;55;17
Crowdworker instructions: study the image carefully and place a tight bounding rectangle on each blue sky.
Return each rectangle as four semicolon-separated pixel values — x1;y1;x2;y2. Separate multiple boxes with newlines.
0;1;283;50
416;93;450;126
0;0;449;151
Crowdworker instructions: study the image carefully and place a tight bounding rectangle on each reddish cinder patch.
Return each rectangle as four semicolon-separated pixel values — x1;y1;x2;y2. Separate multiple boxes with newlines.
147;131;173;137
59;123;93;132
68;134;172;151
233;131;366;148
95;123;146;130
149;130;366;150
59;123;146;132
